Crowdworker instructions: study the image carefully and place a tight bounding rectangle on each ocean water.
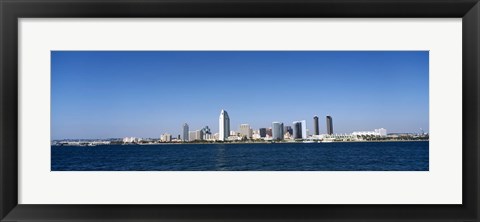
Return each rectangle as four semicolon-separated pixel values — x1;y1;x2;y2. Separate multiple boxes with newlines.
51;141;428;171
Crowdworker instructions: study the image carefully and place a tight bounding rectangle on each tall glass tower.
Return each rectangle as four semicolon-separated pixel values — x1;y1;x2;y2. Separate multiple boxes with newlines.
183;123;189;142
301;120;307;139
326;116;333;135
272;122;284;140
219;109;230;141
313;115;319;135
292;121;303;139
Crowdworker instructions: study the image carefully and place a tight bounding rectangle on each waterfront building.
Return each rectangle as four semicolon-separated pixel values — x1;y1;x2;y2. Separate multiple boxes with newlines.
266;128;273;137
183;123;189;142
326;116;333;135
189;130;204;141
323;133;356;142
160;133;172;142
219;109;230;141
202;126;211;135
375;128;387;137
352;128;387;137
239;124;252;139
292;121;302;139
122;137;136;143
292;120;307;139
259;128;267;138
202;126;212;140
284;126;293;135
188;131;196;142
313;116;320;135
204;133;216;141
301;120;307;139
272;122;284;140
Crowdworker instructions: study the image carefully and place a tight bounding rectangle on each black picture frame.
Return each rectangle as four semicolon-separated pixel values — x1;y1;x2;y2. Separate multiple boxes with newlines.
1;0;479;221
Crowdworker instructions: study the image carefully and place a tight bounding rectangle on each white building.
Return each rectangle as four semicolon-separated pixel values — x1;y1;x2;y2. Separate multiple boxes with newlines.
219;109;230;141
123;137;140;143
204;134;217;141
301;120;307;139
352;128;387;137
323;133;357;142
160;133;172;142
375;128;387;137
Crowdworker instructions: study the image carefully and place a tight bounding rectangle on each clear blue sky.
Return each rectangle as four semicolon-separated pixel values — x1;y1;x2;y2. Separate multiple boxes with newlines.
51;51;429;140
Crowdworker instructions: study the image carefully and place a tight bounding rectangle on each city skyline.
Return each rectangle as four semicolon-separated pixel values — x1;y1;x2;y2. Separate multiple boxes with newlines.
51;51;429;140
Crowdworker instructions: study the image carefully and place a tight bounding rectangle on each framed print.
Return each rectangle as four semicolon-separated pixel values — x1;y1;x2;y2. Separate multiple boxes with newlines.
1;0;479;221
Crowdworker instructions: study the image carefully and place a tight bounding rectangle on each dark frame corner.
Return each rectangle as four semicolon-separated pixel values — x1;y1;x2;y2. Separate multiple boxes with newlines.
1;0;479;221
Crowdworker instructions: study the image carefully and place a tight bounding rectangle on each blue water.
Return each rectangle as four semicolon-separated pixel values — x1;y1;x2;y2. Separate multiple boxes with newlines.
51;141;428;171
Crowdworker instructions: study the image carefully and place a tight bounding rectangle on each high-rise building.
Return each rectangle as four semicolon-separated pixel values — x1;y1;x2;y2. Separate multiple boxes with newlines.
189;130;204;141
292;121;302;139
183;123;189;142
284;126;293;135
219;109;230;141
301;120;307;139
326;116;333;135
272;122;284;140
160;133;172;142
239;124;252;139
188;131;195;141
292;120;307;139
259;128;267;138
202;126;212;140
202;126;211;134
313;115;319;135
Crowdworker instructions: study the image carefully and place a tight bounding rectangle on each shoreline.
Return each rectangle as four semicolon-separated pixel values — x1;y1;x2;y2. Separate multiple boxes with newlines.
137;140;429;145
52;139;429;147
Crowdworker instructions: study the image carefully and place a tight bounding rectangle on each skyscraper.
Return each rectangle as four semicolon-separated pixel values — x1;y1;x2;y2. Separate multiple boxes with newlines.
189;130;203;141
292;121;302;139
326;116;333;135
272;122;284;140
183;123;189;142
202;126;211;135
259;128;267;138
301;120;307;139
202;126;212;140
293;120;307;139
313;115;319;135
239;124;252;139
219;109;230;141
